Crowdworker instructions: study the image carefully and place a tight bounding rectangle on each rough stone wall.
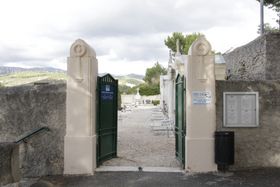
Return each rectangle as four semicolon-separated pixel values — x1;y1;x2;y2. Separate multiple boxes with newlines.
0;143;19;186
0;83;66;177
224;33;280;80
224;35;266;80
216;80;280;169
266;33;280;80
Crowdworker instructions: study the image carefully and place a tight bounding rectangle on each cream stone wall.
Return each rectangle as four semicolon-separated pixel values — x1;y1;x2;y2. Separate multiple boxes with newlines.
215;63;226;80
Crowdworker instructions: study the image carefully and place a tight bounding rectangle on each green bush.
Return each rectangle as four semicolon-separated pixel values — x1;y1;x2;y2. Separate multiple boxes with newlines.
152;100;160;106
119;85;138;94
139;83;160;96
118;88;122;110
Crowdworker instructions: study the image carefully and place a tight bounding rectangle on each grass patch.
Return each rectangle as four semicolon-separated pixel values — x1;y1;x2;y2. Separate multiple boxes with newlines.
0;71;66;87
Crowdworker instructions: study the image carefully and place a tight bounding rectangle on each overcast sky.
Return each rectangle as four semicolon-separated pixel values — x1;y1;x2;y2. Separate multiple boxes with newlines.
0;0;278;75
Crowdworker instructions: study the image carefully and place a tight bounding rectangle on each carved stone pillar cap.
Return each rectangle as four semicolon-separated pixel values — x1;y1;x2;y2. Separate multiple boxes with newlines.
188;36;212;56
70;39;96;57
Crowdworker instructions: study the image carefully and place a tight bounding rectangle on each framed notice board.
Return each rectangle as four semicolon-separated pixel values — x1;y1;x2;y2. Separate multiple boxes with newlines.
223;92;259;127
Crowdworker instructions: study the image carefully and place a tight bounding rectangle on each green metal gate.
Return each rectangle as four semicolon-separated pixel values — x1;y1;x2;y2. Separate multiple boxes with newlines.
96;74;118;166
175;74;186;168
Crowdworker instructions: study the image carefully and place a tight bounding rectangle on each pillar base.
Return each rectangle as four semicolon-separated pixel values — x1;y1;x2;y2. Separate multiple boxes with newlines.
186;138;217;172
64;135;96;175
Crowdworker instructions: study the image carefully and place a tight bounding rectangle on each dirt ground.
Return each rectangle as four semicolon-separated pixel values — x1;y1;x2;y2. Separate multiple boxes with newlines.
102;105;181;168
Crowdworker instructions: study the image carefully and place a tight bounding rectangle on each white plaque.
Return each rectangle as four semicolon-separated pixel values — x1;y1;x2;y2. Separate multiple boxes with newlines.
192;91;212;104
223;92;259;127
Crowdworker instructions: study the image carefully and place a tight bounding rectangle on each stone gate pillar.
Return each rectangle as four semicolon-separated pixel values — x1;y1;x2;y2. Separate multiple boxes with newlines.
64;39;98;175
167;68;175;120
185;36;217;172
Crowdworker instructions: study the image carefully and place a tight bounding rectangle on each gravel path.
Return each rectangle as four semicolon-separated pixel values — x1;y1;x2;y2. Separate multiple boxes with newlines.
102;105;180;168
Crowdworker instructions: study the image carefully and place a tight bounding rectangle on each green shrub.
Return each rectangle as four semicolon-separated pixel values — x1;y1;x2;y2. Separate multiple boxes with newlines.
118;88;122;110
152;100;160;106
139;83;160;96
119;85;138;94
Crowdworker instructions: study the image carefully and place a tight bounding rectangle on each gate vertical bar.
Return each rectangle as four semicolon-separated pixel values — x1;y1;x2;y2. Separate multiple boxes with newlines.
175;74;185;168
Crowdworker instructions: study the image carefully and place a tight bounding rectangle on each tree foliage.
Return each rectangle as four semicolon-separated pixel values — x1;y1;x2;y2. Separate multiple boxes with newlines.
118;88;122;110
119;83;160;96
119;85;138;94
257;0;280;8
139;83;160;96
164;32;202;54
143;62;167;85
257;0;280;29
258;22;279;33
133;62;167;96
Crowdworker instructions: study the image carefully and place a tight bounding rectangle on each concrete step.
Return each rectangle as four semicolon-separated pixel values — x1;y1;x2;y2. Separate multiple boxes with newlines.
96;166;184;173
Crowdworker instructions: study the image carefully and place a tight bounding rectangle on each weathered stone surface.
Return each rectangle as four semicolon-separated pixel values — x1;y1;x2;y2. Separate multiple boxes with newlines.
185;36;217;172
265;33;280;80
216;80;280;169
214;63;226;80
224;33;280;80
0;143;19;186
0;83;66;177
65;39;98;175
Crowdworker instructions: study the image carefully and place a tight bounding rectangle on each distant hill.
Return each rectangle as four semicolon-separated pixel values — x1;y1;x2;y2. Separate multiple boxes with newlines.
99;73;144;80
126;74;144;80
0;67;24;75
0;71;66;87
0;68;144;87
0;66;65;75
99;73;144;87
114;74;144;87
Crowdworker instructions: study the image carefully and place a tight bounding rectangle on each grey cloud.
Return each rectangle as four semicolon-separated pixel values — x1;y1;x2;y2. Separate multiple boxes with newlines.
34;0;247;41
74;0;253;62
0;46;51;64
75;0;249;38
0;0;260;70
88;33;169;62
0;43;68;68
